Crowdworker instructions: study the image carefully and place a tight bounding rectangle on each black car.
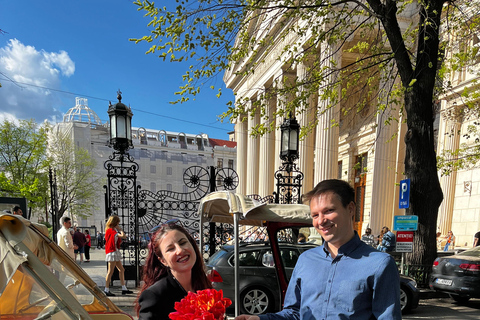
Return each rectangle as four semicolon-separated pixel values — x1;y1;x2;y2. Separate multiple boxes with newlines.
207;242;419;315
207;241;318;315
429;246;480;303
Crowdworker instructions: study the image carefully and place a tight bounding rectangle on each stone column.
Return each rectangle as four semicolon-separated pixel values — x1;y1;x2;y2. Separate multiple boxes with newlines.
235;114;248;195
296;61;315;192
246;102;260;195
369;77;401;233
258;91;276;197
314;43;340;183
437;105;460;235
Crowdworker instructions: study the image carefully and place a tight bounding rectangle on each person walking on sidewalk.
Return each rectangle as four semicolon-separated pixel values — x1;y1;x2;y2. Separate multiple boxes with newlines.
73;226;87;264
57;216;75;259
104;215;133;296
84;229;91;262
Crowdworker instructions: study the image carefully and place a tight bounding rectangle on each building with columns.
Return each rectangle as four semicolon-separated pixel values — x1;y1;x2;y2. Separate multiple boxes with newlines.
47;97;236;232
224;7;480;246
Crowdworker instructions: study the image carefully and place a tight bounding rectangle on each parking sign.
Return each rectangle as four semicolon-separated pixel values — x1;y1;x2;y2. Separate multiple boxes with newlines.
399;179;410;209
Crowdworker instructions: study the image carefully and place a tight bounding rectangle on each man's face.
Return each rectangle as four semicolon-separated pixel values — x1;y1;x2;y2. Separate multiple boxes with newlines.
310;191;355;249
14;209;23;216
64;220;72;228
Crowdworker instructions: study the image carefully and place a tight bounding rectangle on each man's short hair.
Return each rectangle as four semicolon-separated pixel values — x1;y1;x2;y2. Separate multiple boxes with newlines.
13;206;21;213
302;179;355;207
60;216;71;225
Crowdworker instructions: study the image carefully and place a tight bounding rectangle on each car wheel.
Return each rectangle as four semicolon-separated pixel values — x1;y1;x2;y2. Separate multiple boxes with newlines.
400;284;412;313
240;287;274;315
451;295;470;304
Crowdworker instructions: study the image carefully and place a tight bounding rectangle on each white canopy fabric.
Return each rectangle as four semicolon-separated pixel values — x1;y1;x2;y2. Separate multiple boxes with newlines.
198;191;312;225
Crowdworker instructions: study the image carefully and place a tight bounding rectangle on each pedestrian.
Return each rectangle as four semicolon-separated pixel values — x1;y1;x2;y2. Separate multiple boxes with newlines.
235;179;401;320
474;231;480;247
361;227;375;247
443;230;455;251
84;229;91;262
104;215;133;296
57;216;75;259
12;206;23;216
377;226;396;252
297;233;307;243
97;231;104;249
135;219;212;320
72;226;86;264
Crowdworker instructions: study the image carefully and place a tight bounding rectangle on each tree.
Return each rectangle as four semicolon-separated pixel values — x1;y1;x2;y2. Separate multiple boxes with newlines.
47;125;103;220
0;119;49;213
131;0;480;266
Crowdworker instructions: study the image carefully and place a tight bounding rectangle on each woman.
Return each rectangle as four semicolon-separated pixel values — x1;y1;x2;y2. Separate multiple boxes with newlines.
444;230;455;251
104;215;133;296
135;220;212;320
84;229;91;262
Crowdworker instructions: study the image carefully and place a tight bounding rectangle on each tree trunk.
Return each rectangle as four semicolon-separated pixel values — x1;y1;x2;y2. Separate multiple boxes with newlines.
403;89;443;266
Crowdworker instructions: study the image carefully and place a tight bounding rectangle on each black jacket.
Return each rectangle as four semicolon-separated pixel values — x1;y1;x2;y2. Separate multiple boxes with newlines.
138;273;187;320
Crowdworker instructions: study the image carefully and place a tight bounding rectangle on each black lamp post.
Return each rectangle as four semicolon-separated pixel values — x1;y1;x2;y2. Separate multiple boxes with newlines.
280;114;300;170
108;90;133;154
274;113;304;204
104;90;140;285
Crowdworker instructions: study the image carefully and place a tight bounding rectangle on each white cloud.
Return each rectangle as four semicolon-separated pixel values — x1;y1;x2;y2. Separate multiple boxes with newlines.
0;39;75;122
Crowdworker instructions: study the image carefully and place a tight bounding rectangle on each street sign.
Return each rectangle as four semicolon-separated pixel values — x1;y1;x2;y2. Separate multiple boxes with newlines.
393;215;418;231
396;231;414;252
399;179;410;209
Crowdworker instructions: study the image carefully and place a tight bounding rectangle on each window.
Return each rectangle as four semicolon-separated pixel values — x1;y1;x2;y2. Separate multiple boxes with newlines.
337;161;343;179
150;182;156;193
217;158;224;168
167;167;172;175
228;159;234;169
167;184;172;191
150;165;156;174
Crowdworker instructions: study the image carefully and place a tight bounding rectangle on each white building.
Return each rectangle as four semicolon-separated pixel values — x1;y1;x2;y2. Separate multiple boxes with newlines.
224;7;480;246
52;97;236;232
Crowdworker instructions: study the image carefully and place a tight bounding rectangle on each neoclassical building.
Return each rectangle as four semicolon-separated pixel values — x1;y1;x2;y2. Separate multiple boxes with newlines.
224;7;480;246
48;97;236;232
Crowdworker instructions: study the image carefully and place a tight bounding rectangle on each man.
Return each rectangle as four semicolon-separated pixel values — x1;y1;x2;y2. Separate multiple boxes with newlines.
377;226;396;252
72;226;87;264
361;227;375;247
236;179;401;320
474;231;480;247
97;231;104;249
12;206;23;216
57;216;75;259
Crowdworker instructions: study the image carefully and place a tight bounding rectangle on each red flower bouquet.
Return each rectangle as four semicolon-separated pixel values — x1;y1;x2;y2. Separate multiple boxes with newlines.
169;288;232;320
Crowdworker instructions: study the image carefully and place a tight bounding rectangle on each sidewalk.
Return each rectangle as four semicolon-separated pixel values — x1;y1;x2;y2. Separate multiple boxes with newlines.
79;247;139;317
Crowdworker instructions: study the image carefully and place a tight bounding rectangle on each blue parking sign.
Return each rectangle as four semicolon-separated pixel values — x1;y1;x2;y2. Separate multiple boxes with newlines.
399;179;410;209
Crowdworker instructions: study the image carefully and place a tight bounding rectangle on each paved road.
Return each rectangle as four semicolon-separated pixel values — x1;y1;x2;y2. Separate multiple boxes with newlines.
403;297;480;319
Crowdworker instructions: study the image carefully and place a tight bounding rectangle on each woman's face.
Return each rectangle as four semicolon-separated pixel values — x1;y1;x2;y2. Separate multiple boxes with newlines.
158;229;197;275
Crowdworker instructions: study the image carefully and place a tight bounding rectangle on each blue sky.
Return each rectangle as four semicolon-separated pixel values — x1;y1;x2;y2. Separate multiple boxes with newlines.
0;0;235;139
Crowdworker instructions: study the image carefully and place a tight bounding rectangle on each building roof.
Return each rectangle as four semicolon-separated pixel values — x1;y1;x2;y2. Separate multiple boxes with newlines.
209;138;237;148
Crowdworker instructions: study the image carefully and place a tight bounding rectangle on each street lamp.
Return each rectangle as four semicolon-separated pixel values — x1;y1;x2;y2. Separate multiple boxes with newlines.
274;113;304;204
108;90;133;154
104;90;139;285
280;114;300;167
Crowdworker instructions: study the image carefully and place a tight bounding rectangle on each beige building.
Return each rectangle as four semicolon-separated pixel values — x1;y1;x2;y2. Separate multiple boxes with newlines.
224;8;480;246
49;97;236;232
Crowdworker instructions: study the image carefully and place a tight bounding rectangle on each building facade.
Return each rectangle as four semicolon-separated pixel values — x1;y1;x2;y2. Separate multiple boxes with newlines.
224;7;480;246
50;97;236;232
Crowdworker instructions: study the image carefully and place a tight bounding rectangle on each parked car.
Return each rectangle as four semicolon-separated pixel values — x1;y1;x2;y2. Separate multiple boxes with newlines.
206;241;319;315
429;245;480;303
207;241;419;315
0;213;133;320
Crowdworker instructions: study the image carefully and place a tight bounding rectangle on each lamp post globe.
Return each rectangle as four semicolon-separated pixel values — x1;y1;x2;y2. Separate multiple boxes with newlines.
108;90;133;154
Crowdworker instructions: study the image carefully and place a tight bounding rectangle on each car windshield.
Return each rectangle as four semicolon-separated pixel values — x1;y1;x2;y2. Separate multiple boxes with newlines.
457;246;480;257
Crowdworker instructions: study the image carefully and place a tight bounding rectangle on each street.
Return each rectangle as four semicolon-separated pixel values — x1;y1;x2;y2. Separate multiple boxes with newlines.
403;297;480;319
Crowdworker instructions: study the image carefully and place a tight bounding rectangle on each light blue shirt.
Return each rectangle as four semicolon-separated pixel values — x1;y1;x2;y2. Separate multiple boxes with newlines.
260;232;401;320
